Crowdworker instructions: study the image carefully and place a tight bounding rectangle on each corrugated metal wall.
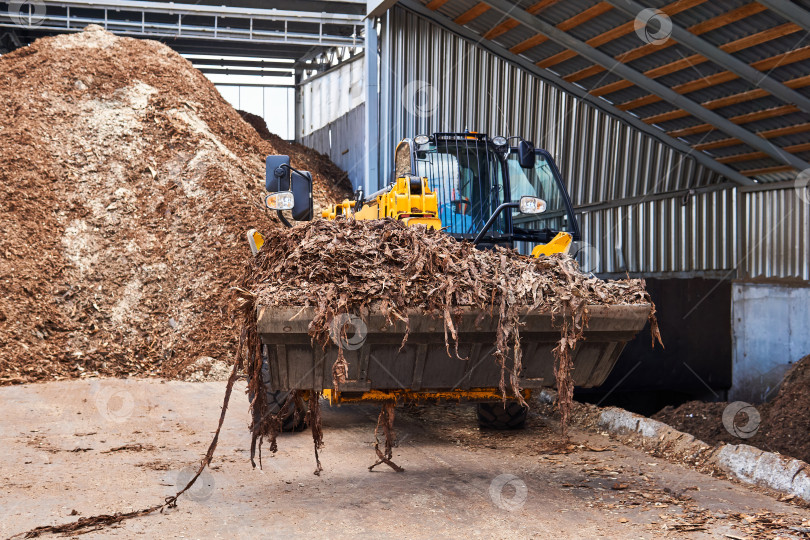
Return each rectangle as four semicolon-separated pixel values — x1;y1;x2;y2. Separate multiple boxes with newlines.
379;7;722;205
300;55;365;137
741;185;810;280
301;104;366;190
578;189;737;276
377;6;808;280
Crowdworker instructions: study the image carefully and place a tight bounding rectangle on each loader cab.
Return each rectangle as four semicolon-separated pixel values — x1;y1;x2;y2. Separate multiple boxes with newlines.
410;133;507;239
408;133;579;252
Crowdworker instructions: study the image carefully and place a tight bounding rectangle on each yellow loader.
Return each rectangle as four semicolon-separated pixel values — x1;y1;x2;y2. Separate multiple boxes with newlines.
249;132;649;429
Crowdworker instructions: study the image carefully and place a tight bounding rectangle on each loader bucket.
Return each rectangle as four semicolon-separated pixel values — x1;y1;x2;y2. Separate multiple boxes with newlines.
256;304;651;395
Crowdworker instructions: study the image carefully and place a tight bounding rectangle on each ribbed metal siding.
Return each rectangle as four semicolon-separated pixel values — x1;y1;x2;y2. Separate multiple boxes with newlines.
300;55;365;137
742;187;810;280
378;7;807;281
577;189;738;275
301;104;366;190
379;7;722;204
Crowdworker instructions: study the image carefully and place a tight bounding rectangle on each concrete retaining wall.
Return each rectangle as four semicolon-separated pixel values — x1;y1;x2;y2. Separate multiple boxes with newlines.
731;281;810;402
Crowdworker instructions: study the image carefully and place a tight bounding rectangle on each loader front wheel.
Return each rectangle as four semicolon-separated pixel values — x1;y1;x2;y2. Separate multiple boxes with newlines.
248;346;307;432
263;389;307;432
477;401;527;430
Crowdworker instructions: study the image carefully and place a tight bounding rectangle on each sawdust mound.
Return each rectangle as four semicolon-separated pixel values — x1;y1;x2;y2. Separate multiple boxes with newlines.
236;219;659;458
653;354;810;463
237;109;352;195
0;25;348;384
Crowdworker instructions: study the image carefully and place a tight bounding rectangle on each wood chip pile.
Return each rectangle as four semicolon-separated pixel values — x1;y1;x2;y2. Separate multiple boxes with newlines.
0;25;349;384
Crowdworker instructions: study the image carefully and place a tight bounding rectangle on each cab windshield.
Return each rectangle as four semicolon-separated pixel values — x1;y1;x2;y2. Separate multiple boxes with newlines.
415;139;506;237
506;151;574;239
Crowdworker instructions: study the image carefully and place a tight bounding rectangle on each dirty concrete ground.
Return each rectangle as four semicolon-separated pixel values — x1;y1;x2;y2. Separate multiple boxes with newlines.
1;379;807;539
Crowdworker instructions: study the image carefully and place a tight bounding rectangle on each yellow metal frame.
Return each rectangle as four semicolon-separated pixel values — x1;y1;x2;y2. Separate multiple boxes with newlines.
531;231;573;257
322;175;442;230
322;388;531;404
321;172;572;258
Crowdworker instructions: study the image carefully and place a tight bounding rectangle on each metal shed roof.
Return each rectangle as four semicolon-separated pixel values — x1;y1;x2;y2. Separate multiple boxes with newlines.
411;0;810;184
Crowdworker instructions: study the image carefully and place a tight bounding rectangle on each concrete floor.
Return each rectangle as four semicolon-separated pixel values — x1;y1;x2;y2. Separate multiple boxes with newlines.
1;379;807;539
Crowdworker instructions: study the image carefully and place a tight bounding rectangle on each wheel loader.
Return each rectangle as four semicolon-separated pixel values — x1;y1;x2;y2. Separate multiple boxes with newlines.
248;132;650;430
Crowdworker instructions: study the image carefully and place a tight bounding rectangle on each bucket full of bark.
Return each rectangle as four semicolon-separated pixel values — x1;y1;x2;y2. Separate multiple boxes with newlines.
236;218;661;465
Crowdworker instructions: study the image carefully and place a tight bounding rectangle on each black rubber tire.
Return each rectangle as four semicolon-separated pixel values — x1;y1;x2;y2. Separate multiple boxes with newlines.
477;401;528;430
263;389;307;432
248;346;307;432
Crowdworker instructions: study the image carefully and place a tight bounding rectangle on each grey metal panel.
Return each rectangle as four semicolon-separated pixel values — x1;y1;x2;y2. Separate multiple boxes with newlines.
258;305;651;391
301;104;366;190
375;4;808;281
480;0;810;172
756;0;810;33
741;185;810;280
607;0;810;115
380;7;734;203
577;188;738;275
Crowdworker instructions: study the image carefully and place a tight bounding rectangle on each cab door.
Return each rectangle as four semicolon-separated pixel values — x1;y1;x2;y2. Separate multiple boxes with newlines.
505;148;580;253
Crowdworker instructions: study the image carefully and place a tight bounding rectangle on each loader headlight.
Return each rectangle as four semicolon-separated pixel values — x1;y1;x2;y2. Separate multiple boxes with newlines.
414;134;430;145
519;196;546;214
492;136;508;147
266;191;295;210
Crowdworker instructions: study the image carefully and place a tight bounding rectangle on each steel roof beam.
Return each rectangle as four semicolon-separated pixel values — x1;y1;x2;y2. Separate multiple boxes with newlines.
756;0;810;33
196;68;294;77
188;58;298;69
398;0;755;186
607;0;810;115
0;22;358;48
41;0;365;25
480;0;810;172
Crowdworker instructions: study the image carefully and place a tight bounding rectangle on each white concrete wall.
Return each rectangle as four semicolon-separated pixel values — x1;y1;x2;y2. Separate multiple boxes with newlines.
731;281;810;403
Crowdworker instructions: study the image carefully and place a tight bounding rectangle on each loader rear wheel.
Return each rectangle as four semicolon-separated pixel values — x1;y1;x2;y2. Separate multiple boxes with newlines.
477;401;527;430
248;346;307;432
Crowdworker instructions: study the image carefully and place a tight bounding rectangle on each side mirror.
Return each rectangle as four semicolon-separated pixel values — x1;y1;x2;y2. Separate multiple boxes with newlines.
265;155;313;221
518;140;536;168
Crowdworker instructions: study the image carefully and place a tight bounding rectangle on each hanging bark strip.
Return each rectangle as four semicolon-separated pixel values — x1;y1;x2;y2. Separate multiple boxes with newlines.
308;391;325;475
9;360;242;540
552;300;588;438
368;403;404;473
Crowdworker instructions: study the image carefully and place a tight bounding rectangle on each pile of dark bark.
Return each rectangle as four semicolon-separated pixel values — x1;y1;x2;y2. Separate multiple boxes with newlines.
654;354;810;463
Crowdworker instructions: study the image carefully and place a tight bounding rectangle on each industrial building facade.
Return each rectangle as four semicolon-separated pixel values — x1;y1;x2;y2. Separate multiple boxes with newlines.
299;0;810;404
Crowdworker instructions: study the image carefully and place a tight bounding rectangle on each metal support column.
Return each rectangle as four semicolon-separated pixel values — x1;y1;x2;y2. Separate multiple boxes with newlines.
364;17;380;192
294;69;303;142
